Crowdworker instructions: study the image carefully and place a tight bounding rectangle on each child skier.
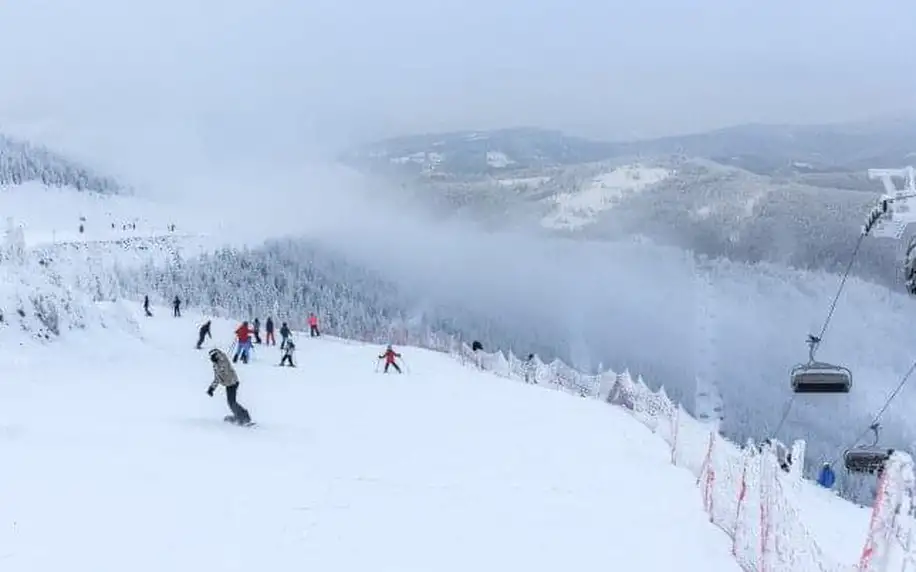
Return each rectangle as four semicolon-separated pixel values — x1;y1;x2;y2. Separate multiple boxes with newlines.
206;348;252;425
196;320;212;349
279;322;291;349
253;318;262;344
233;321;254;364
279;338;296;367
379;345;402;373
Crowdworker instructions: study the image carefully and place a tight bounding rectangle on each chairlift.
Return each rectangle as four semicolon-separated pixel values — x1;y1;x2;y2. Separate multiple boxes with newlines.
843;423;893;474
790;335;851;394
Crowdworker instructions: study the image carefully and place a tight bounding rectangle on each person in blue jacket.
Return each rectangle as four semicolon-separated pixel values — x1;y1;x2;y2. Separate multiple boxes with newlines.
817;462;836;489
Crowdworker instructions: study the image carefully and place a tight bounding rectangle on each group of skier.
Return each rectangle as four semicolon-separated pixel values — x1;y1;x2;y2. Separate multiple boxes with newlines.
195;314;403;426
142;297;406;427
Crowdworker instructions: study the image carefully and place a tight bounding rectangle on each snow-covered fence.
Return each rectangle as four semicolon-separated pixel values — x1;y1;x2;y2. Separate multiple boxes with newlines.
433;341;916;572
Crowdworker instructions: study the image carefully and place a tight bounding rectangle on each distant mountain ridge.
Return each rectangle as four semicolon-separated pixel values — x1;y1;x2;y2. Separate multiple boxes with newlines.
0;133;127;194
340;119;916;291
343;119;916;183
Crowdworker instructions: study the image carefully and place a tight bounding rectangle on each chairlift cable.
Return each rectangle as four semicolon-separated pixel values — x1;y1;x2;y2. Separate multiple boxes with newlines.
813;231;868;352
771;394;797;438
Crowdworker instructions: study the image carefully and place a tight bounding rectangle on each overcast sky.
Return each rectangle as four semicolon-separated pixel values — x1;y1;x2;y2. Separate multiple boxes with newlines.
0;0;912;161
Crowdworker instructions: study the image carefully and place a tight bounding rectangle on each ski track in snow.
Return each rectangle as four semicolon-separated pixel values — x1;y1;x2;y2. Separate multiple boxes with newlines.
0;307;752;571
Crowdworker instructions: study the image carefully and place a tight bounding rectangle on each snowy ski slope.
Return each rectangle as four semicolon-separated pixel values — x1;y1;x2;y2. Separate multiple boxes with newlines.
0;307;749;571
0;180;913;570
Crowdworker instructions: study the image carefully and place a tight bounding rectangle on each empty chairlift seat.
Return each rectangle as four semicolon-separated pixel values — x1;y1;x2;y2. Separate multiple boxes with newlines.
843;424;892;474
791;362;852;393
790;335;852;394
844;448;893;474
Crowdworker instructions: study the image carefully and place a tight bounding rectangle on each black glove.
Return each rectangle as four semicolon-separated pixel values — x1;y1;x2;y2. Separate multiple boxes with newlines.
206;386;215;397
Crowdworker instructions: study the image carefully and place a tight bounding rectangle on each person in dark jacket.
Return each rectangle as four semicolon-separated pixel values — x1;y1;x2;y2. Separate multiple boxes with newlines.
173;296;181;317
196;320;212;349
206;348;252;425
265;317;275;346
143;295;152;317
816;463;835;489
524;353;536;383
279;322;291;349
253;318;262;344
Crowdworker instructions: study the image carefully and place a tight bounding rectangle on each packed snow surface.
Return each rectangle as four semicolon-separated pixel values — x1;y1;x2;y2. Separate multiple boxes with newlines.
0;307;745;571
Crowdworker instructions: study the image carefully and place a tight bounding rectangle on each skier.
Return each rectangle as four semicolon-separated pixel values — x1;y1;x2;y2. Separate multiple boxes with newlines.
173;296;181;317
816;462;835;489
143;295;152;317
196;320;212;349
206;348;252;425
378;345;402;373
308;313;320;337
279;321;291;349
265;316;275;346
233;321;254;364
279;338;296;367
253;318;262;344
523;353;536;383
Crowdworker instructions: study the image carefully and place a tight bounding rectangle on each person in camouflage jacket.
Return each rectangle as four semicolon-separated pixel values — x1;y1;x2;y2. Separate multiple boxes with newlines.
206;348;251;424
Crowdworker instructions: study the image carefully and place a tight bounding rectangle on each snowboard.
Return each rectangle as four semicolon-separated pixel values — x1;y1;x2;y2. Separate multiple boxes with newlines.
224;415;256;427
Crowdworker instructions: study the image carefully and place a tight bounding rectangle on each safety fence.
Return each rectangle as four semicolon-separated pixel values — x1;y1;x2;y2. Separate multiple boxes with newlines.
417;336;916;572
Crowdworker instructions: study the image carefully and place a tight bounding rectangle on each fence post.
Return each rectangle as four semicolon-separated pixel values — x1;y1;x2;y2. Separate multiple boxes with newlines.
670;405;680;466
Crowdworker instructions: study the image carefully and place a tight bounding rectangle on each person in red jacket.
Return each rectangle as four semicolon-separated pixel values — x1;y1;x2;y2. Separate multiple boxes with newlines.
308;313;320;337
233;321;254;364
378;345;402;373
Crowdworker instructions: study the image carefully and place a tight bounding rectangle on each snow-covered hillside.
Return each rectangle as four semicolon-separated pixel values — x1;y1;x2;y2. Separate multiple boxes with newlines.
541;164;673;230
0;307;746;571
0;182;191;246
486;150;515;168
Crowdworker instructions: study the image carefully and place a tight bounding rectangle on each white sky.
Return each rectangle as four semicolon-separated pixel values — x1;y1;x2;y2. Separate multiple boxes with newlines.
0;0;912;162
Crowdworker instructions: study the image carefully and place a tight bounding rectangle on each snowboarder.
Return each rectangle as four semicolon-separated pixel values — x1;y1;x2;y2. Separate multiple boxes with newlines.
816;462;835;489
173;296;181;317
196;320;212;349
279;322;291;349
143;295;152;317
308;313;320;337
233;321;254;364
265;316;275;346
279;338;296;367
379;345;402;373
206;348;252;425
253;318;262;344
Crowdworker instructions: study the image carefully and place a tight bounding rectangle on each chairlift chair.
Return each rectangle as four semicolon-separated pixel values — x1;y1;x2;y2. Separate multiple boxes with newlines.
843;423;893;474
790;335;852;394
